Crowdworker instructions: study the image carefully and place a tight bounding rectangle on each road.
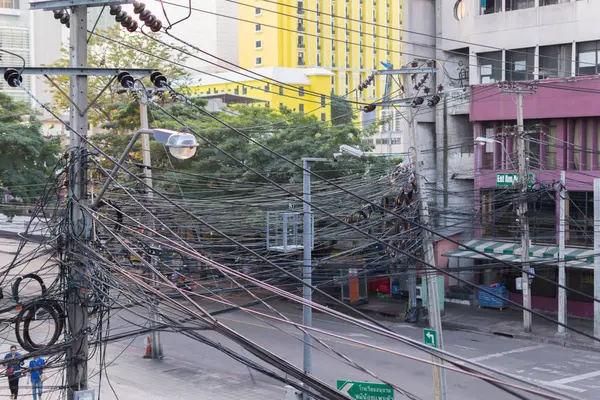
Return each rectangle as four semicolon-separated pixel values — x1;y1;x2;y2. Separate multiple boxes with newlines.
98;298;600;400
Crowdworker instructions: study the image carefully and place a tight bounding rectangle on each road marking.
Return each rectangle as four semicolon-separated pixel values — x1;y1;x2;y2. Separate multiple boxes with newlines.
468;345;544;362
389;323;417;330
452;345;479;351
549;370;600;385
346;333;371;338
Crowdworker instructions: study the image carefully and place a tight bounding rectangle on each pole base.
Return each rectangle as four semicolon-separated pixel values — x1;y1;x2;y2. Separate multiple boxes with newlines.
556;331;571;340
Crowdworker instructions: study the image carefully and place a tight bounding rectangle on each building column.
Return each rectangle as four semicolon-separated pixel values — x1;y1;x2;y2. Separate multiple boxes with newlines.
501;49;506;81
540;120;547;170
581;119;588;171
592;119;598;170
567;119;575;170
493;121;501;170
556;119;567;170
475;122;484;170
533;45;540;80
571;42;577;77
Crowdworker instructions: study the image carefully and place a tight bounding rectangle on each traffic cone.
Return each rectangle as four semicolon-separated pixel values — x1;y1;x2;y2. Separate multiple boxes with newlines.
143;336;152;359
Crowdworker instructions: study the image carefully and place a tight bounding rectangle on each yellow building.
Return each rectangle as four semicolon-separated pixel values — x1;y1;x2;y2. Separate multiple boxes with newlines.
238;0;404;110
192;67;335;121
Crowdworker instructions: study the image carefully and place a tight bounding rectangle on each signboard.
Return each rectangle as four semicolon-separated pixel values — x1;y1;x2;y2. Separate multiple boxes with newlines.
423;329;438;348
496;173;536;189
337;380;394;400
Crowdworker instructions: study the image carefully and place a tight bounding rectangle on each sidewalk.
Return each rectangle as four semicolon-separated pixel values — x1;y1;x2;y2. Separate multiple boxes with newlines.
317;294;600;352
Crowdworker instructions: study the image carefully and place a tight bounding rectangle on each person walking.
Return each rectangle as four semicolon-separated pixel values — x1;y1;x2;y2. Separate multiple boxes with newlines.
4;345;24;399
28;355;45;400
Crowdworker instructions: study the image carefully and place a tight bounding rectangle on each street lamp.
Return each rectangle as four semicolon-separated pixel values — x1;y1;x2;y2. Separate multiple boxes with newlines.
93;128;199;207
474;136;515;169
300;144;362;398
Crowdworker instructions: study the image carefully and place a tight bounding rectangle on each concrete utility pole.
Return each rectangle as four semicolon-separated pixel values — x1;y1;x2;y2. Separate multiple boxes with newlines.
557;171;569;338
594;179;600;340
140;100;164;359
301;157;325;398
500;84;536;333
67;5;90;399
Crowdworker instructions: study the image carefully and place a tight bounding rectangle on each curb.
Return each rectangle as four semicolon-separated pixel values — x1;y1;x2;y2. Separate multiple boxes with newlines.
316;299;600;353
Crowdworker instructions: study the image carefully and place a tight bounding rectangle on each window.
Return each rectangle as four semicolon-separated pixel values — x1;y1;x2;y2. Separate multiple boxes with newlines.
321;113;326;121
266;102;270;108
541;0;568;5
506;0;534;11
298;36;305;49
255;23;262;32
546;120;557;169
297;52;305;66
234;86;239;95
539;44;572;79
297;0;304;14
454;0;466;20
298;18;305;32
299;104;305;113
255;57;263;66
279;86;284;95
568;191;594;246
505;47;535;81
298;86;305;96
577;41;600;76
321;95;326;107
243;86;248;95
264;84;270;92
0;0;19;9
317;53;321;66
481;0;501;14
255;40;262;49
482;122;495;168
478;51;502;83
255;7;262;15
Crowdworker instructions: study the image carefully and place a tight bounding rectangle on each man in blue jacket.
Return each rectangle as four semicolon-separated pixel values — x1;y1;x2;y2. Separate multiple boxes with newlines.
4;345;24;399
28;355;45;400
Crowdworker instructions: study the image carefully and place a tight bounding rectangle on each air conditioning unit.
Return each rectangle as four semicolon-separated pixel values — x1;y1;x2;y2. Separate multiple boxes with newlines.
416;285;422;300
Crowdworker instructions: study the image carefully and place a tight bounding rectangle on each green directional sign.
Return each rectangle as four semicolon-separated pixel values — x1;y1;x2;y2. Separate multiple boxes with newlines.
336;380;394;400
496;173;536;189
423;328;438;348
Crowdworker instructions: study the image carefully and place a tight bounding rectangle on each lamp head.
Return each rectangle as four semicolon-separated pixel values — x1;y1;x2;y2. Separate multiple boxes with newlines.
475;136;495;145
165;133;199;160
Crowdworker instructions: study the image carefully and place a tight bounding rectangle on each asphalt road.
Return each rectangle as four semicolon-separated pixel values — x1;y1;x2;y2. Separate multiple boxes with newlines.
103;298;600;400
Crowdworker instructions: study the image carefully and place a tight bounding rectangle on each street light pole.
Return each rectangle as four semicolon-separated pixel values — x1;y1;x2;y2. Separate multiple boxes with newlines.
302;158;313;390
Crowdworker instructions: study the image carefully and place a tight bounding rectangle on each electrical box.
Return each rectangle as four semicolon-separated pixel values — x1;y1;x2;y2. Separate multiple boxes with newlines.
266;211;313;253
74;390;95;400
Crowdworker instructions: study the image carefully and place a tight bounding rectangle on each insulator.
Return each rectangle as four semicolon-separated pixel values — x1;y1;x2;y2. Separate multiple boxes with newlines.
427;95;440;107
139;9;152;21
53;9;64;19
363;104;376;113
358;85;363;91
152;74;168;88
126;20;138;32
361;82;368;89
170;90;178;102
115;11;128;23
109;5;121;15
143;14;156;25
150;20;162;32
117;71;134;88
60;14;69;25
411;97;424;107
3;69;22;88
133;1;146;14
423;87;430;94
400;85;404;92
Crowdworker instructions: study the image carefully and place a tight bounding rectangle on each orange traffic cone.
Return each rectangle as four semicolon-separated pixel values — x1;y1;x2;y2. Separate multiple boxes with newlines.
143;336;152;359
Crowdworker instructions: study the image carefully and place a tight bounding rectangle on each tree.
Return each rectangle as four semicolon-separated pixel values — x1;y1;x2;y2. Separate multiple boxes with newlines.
0;93;61;203
48;26;190;129
330;95;354;126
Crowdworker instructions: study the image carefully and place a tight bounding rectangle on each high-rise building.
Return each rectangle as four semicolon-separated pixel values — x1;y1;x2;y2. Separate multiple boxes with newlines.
237;0;404;120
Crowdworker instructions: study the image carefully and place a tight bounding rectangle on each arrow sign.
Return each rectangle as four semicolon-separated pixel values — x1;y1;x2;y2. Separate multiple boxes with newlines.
336;380;394;400
423;329;437;348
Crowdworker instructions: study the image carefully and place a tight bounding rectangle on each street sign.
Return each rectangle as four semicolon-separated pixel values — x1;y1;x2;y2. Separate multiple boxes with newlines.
337;380;394;400
423;328;438;348
496;173;536;189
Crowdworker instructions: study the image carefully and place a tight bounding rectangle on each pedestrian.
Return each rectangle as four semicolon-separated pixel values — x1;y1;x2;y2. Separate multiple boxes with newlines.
28;355;45;400
4;345;24;399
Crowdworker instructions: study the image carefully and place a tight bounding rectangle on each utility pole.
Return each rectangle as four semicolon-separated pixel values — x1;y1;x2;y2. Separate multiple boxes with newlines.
67;4;90;399
594;179;600;340
500;83;536;333
140;99;164;359
557;171;569;338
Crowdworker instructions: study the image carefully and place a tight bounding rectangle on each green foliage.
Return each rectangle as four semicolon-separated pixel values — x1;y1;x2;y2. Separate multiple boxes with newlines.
0;93;61;202
330;95;354;126
48;26;190;129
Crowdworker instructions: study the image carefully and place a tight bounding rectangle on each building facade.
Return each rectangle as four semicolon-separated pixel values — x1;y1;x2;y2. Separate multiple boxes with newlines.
437;0;600;317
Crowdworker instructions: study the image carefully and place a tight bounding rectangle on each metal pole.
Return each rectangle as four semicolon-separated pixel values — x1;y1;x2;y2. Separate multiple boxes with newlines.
516;91;532;333
558;171;569;338
594;179;600;340
408;108;447;400
302;159;312;399
140;101;163;359
67;5;89;400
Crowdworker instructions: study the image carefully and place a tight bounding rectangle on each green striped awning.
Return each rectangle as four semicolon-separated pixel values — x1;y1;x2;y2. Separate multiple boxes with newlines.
445;240;596;269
